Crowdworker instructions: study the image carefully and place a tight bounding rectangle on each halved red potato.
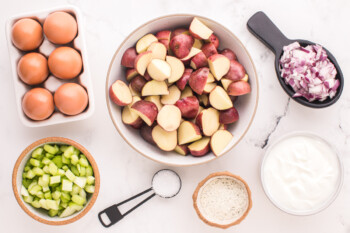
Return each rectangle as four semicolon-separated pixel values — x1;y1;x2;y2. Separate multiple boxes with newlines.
161;85;181;105
136;34;158;53
131;100;158;126
189;17;213;40
152;125;177;151
209;86;233;110
188;137;210;157
210;130;233;156
196;107;220;136
141;80;169;96
178;121;202;145
109;80;132;106
157;105;182;131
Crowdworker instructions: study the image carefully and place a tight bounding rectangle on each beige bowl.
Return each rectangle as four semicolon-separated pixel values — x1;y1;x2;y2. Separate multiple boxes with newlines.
106;14;259;166
12;137;100;225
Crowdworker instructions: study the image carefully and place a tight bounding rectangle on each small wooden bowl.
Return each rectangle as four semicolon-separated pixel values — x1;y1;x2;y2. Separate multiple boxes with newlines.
12;137;100;225
193;171;252;229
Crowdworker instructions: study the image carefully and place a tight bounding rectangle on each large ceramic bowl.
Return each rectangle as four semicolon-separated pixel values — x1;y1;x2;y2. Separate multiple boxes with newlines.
12;137;100;225
106;14;259;166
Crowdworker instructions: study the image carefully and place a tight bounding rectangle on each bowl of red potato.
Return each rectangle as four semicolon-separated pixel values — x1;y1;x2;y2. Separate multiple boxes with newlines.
106;14;258;166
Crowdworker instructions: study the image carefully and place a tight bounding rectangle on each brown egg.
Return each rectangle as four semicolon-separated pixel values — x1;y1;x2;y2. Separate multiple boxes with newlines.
48;47;82;79
22;88;54;120
43;11;78;44
54;83;88;115
17;53;48;85
12;18;43;51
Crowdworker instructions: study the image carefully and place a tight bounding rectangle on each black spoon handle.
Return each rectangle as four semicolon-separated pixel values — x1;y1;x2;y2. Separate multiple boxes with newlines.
247;11;291;55
98;187;156;228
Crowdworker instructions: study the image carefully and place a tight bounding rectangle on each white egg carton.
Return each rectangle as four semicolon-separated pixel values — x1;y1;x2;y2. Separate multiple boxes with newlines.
5;5;95;127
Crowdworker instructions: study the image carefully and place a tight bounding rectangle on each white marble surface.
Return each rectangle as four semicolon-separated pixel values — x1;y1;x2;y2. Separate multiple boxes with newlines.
0;0;349;232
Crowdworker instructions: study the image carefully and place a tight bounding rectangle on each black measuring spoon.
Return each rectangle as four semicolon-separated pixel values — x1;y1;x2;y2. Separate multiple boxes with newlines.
247;11;343;108
98;169;181;228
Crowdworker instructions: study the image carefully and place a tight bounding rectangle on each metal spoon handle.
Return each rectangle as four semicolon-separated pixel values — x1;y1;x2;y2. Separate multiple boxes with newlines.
98;187;156;228
247;11;291;55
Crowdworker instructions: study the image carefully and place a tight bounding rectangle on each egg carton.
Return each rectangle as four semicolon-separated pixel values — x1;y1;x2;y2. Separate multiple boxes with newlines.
5;5;94;127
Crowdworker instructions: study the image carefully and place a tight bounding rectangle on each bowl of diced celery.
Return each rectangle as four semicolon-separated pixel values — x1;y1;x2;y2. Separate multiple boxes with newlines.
12;137;100;225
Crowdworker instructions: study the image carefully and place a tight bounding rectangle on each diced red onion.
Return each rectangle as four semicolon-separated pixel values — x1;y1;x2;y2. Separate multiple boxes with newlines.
279;42;338;102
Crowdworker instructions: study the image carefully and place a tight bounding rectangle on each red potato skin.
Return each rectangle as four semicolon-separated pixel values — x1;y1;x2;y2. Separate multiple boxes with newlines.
131;100;158;125
195;112;204;131
121;47;138;68
126;68;138;81
189;143;210;157
159;39;170;50
208;34;219;49
176;68;193;91
171;28;189;39
130;75;147;93
109;82;131;106
220;48;237;61
189;67;210;95
201;43;218;58
143;71;152;81
156;30;171;40
219;107;239;124
176;144;189;155
140;125;156;145
224;60;246;81
190;51;208;69
175;96;199;119
170;34;194;59
227;81;251;96
130;117;143;129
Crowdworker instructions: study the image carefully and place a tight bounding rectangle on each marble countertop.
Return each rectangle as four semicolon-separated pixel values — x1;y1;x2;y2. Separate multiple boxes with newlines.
0;0;349;232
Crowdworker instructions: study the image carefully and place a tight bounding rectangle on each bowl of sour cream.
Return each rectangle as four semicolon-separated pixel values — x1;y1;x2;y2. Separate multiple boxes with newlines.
261;132;343;215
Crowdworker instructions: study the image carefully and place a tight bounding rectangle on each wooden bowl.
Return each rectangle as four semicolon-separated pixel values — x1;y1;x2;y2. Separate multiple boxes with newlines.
106;14;259;166
192;171;252;229
12;137;100;225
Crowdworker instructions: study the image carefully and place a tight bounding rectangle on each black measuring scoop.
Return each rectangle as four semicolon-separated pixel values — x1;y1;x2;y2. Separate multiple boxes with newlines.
98;169;181;228
247;11;343;108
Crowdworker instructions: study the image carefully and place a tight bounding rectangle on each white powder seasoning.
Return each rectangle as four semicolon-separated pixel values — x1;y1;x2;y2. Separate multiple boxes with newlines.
152;170;181;198
198;176;249;225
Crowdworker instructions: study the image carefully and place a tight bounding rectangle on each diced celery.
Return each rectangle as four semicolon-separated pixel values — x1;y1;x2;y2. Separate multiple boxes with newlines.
71;154;79;165
45;153;54;159
62;156;70;165
50;175;61;185
23;195;34;203
38;174;50;187
60;202;68;208
31;200;41;208
44;192;52;199
26;170;35;179
65;169;76;182
49;163;58;175
72;184;81;195
42;157;51;165
32;167;44;176
73;148;80;156
52;156;63;168
24;166;31;172
69;202;83;211
58;169;65;176
60;145;69;152
59;206;76;218
70;165;79;176
43;165;50;173
28;181;37;191
48;209;58;217
74;177;86;188
21;185;29;196
62;179;73;192
32;147;44;159
62;165;69;171
86;166;93;176
52;191;61;200
39;199;49;210
44;144;59;155
63;146;74;158
36;191;44;199
79;167;86;176
29;185;42;195
30;158;41;167
61;192;71;203
84;185;95;194
72;195;86;205
46;199;59;210
79;157;89;167
79;189;86;199
22;179;31;189
86;176;95;185
42;186;50;192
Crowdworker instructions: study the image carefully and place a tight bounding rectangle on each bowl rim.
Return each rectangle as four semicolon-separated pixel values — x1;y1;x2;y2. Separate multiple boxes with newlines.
105;13;259;167
192;171;252;229
12;137;100;225
260;131;344;216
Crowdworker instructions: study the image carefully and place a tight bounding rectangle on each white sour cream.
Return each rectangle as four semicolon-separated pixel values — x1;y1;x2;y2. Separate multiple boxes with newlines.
262;134;341;214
